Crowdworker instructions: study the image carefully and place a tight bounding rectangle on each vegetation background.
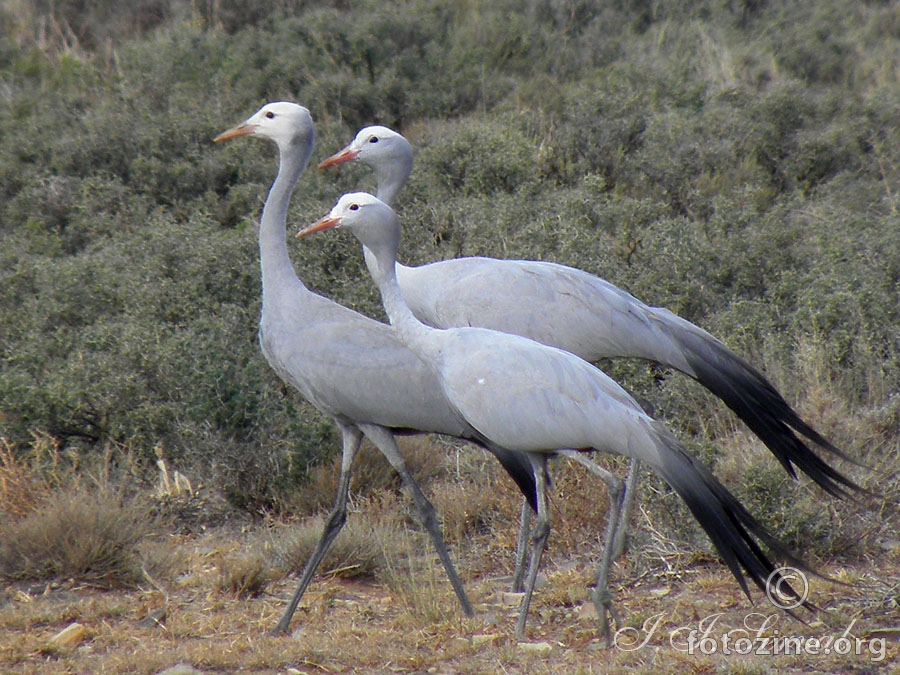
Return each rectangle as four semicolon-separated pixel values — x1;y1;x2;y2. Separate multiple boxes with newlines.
0;1;898;673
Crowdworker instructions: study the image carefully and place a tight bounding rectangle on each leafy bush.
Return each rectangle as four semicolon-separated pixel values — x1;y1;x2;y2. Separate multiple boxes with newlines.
0;0;897;531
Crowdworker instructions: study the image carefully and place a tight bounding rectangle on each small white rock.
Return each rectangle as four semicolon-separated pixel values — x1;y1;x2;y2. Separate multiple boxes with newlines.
517;641;553;654
47;623;85;649
472;634;498;647
500;591;524;607
157;665;204;675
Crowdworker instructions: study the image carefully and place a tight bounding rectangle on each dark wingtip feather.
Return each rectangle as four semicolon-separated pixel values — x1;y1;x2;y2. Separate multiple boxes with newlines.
651;424;817;613
677;328;866;499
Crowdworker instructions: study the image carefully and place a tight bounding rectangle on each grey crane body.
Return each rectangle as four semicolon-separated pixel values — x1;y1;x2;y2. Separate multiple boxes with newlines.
320;125;858;499
399;255;693;370
259;286;468;435
225;107;469;438
298;193;812;637
214;103;538;637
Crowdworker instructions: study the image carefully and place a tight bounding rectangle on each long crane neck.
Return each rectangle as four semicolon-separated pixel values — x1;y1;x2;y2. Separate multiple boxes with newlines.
368;152;413;274
259;141;312;302
364;239;436;363
372;150;411;207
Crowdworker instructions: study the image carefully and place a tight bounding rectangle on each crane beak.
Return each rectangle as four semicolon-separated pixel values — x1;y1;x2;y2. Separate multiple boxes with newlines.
213;122;257;143
296;215;341;238
317;146;360;169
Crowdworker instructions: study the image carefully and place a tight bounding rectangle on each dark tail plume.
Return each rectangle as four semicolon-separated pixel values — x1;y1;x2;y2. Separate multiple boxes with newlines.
651;422;814;610
676;327;863;499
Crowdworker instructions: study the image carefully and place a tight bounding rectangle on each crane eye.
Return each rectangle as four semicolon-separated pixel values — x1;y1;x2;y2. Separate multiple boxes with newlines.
265;111;275;119
349;203;359;211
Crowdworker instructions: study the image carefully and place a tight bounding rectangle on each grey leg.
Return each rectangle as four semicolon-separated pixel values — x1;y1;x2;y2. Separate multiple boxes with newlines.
557;450;626;646
611;459;640;560
511;498;533;593
271;423;363;635
514;453;551;638
359;424;474;617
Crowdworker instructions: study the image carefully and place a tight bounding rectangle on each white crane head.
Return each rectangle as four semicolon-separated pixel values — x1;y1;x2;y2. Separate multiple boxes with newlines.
297;192;400;260
214;101;314;152
318;125;409;169
318;126;412;205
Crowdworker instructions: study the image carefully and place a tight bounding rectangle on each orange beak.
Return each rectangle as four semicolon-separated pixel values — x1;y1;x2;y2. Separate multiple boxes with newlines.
317;146;360;169
296;215;341;238
213;122;257;143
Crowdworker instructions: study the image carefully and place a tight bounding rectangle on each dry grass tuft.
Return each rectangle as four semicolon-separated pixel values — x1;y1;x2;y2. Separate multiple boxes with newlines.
0;433;77;520
0;440;46;520
378;527;457;623
0;485;160;588
216;549;273;598
267;498;406;581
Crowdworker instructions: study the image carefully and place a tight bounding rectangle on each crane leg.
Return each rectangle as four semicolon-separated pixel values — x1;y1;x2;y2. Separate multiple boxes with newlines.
360;424;474;617
514;454;551;638
271;423;363;635
514;456;638;589
510;499;533;593
611;459;640;560
557;450;627;646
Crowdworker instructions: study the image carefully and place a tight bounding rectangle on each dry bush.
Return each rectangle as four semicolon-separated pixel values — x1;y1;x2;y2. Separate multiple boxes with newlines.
0;485;159;587
0;433;78;520
545;453;633;559
267;495;408;581
216;550;272;599
428;479;505;545
428;457;525;548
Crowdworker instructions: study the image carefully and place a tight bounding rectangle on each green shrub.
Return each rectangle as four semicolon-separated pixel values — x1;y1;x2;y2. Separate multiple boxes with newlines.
1;0;898;532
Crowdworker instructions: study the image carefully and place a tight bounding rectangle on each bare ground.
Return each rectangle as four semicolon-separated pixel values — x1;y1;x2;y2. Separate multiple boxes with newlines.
1;497;897;674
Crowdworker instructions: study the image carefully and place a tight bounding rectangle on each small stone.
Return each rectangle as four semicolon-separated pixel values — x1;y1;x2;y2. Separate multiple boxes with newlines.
472;634;498;647
517;640;553;654
157;664;204;675
500;592;524;607
47;623;85;649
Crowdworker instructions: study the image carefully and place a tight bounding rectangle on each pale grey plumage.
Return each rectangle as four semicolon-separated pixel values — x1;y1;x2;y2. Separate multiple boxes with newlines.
319;125;858;499
298;192;813;638
320;126;643;598
214;103;539;637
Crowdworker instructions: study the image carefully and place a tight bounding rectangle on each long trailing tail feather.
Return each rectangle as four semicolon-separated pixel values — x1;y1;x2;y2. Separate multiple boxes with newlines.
651;422;815;611
674;325;864;499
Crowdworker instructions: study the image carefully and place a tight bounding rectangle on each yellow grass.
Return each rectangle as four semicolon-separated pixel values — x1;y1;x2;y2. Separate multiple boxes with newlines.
1;548;896;674
0;434;896;673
